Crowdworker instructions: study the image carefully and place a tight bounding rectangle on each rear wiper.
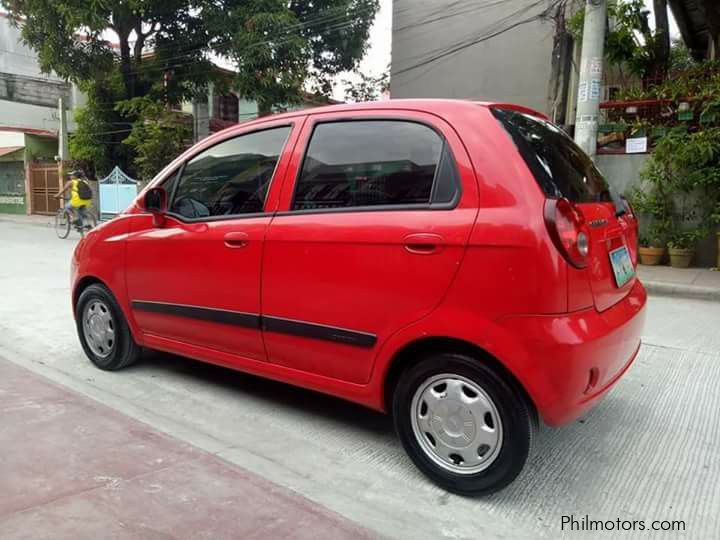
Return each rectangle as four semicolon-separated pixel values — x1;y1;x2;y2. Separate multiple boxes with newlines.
611;192;627;217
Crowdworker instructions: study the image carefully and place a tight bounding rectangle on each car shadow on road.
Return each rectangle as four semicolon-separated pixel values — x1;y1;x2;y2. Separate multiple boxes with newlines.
132;349;654;509
136;349;395;440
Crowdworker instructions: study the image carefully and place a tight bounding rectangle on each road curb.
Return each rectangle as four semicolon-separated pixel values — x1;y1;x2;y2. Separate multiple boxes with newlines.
644;280;720;302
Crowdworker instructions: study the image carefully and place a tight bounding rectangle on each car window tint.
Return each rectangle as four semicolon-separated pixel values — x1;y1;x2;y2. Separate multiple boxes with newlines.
293;121;444;210
492;108;611;203
170;126;291;219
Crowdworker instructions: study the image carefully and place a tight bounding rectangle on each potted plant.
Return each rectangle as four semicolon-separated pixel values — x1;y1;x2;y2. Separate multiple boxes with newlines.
667;230;704;268
638;231;666;265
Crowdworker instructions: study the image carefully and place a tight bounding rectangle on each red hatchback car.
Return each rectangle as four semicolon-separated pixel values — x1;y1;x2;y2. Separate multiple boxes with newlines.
71;100;646;494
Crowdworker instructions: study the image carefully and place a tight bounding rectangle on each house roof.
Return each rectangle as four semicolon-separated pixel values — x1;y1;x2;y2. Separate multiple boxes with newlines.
0;126;57;138
669;0;720;60
0;146;24;158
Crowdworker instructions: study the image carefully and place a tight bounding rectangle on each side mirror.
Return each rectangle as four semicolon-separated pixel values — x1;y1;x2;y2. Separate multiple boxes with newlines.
144;187;167;226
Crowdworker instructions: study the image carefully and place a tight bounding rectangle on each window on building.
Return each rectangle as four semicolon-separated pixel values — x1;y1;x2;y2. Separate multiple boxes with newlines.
292;120;456;211
214;94;240;123
170;126;291;219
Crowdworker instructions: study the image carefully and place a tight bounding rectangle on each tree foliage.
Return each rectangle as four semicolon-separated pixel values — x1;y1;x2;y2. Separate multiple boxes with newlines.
2;0;379;175
569;0;673;81
118;97;192;182
342;69;389;102
204;0;379;114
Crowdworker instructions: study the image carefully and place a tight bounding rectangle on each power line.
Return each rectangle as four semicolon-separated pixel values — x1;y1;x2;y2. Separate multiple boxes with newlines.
392;0;562;79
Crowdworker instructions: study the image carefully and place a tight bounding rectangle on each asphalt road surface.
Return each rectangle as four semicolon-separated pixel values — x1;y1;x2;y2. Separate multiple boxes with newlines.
1;219;718;539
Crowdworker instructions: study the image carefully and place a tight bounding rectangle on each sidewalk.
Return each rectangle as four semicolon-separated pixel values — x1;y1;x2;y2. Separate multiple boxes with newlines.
0;213;54;228
638;264;720;302
0;358;375;540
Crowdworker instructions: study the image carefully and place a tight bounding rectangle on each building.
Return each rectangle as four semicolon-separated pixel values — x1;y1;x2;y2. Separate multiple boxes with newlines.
391;0;719;124
186;68;341;142
0;13;86;214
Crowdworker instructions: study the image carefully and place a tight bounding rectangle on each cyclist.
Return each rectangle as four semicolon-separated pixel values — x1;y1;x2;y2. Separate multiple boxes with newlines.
55;170;92;226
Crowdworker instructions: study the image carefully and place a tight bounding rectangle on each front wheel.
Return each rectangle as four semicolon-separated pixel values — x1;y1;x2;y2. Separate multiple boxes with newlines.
393;353;534;495
76;283;141;371
54;209;71;239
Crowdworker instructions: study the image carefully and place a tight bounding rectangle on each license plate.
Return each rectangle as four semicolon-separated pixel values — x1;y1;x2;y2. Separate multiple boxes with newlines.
609;246;634;287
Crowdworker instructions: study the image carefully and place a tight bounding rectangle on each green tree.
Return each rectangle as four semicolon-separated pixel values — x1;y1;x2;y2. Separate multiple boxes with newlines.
205;0;379;115
3;0;379;175
569;0;673;81
118;97;192;182
343;69;389;102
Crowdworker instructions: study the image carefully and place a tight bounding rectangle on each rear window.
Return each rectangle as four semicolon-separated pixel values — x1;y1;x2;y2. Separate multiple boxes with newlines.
492;108;611;203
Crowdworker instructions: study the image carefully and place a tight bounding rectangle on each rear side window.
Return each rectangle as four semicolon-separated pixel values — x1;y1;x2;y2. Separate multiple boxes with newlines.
170;126;291;219
292;120;459;210
492;108;611;203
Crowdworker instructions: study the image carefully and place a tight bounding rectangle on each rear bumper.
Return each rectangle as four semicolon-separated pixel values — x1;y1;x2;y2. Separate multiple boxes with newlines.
499;279;647;426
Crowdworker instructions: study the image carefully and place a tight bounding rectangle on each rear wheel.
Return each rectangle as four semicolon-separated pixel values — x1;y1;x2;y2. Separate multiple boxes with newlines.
54;209;71;239
76;284;141;371
393;353;533;495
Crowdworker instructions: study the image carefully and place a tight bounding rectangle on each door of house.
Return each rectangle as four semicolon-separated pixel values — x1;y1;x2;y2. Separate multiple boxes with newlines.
29;162;61;215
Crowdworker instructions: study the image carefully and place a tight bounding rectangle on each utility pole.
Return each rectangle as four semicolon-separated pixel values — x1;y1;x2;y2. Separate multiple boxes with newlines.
574;0;607;158
58;96;69;191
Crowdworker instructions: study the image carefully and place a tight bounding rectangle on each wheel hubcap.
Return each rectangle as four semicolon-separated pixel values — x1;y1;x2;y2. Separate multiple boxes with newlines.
82;301;115;358
410;374;503;474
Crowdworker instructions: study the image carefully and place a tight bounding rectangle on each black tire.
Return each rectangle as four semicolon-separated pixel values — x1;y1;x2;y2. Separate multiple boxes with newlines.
55;209;71;239
393;353;534;496
75;283;141;371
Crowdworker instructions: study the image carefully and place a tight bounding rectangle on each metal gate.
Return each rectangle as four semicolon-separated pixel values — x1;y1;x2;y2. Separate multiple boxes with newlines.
99;166;138;220
29;162;61;215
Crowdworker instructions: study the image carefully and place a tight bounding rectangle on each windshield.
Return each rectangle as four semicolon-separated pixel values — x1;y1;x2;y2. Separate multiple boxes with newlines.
492;108;613;204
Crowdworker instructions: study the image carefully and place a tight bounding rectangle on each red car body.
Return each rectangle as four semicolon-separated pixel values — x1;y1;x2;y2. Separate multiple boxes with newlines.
71;99;646;428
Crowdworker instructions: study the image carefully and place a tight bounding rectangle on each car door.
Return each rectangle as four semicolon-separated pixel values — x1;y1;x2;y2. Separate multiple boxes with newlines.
261;110;479;384
125;121;299;362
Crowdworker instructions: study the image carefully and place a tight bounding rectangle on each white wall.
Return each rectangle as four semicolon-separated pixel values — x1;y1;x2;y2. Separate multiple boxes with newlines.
0;100;67;132
0;131;25;146
391;0;557;114
0;15;81;131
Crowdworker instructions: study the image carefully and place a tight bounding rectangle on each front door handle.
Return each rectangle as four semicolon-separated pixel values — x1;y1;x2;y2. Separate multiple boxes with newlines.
224;232;249;248
403;233;444;255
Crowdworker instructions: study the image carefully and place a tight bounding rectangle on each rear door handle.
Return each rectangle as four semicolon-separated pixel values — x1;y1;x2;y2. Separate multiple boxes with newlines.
224;232;249;248
403;233;444;255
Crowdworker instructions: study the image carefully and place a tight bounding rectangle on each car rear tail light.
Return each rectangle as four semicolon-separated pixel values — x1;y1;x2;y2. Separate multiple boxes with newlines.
544;198;590;269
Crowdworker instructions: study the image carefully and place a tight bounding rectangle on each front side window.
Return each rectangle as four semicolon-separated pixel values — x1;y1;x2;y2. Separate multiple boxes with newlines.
170;126;291;219
293;120;454;210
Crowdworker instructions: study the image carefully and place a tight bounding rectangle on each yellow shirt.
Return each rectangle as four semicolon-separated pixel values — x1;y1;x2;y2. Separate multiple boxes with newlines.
69;179;90;208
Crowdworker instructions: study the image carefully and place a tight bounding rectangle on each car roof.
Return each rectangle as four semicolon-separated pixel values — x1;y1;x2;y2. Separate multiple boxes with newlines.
231;99;547;129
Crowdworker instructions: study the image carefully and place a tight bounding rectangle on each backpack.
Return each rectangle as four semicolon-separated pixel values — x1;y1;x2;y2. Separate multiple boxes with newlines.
77;179;92;200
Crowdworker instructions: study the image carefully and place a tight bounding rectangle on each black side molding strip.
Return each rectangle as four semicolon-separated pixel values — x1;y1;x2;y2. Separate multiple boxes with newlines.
131;301;376;348
262;316;377;348
131;301;260;329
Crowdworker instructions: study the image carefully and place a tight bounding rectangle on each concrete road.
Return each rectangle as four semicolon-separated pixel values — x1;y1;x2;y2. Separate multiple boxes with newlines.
1;219;719;539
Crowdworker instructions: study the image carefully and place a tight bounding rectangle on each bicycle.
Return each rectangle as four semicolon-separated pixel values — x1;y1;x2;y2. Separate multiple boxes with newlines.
55;205;97;239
